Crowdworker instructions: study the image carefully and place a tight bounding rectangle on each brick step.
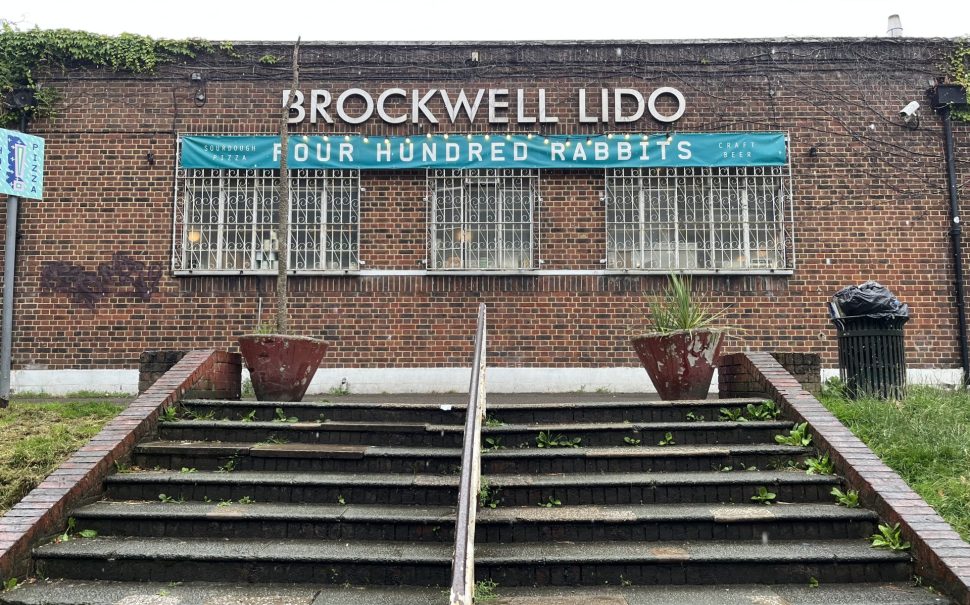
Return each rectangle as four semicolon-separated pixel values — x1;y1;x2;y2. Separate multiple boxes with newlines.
31;538;911;586
104;470;840;506
155;419;794;448
180;397;768;425
71;500;878;543
475;539;912;586
0;581;950;605
133;440;811;475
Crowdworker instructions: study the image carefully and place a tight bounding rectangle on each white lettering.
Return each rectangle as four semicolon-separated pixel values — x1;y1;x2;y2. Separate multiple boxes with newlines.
550;142;566;161
441;90;485;123
399;142;414;162
422;142;437;162
513;142;528;161
516;89;536;123
309;90;332;124
336;89;374;124
468;142;483;162
657;140;670;160
315;144;331;161
284;89;305;124
617;142;632;161
272;143;282;162
412;89;439;124
594;142;609;160
615;89;645;123
490;142;506;161
339;143;354;162
377;88;408;124
677;141;692;160
446;142;460;161
538;89;558;123
578;89;598;123
294;143;309;162
572;144;587;161
377;142;392;162
647;87;686;123
639;140;649;160
488;89;509;123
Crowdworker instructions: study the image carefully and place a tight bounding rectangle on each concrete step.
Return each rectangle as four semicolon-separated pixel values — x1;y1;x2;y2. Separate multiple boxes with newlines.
104;469;840;506
1;581;950;605
180;396;768;425
133;440;812;475
155;419;794;448
31;537;911;586
70;500;878;543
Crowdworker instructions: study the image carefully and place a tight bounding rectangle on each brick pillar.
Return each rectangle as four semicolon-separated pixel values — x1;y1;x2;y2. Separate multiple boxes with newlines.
139;350;241;399
719;351;821;398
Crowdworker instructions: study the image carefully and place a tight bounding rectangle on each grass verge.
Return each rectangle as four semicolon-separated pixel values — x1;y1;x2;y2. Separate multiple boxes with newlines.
0;400;124;515
819;384;970;541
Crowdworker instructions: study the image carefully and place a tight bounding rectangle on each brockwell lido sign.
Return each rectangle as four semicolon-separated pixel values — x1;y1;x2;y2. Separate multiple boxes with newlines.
180;132;788;171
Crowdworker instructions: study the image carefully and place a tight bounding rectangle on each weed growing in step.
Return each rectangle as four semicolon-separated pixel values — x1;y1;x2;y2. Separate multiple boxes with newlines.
870;523;911;551
3;578;17;591
536;431;581;448
216;457;238;473
804;452;834;475
237;496;255;504
179;467;197;474
57;517;97;542
484;416;504;427
273;407;298;423
623;436;642;446
478;478;501;509
538;496;562;508
240;410;257;422
831;487;860;508
158;493;184;504
657;432;676;446
483;436;505;451
185;408;215;421
685;411;705;422
775;423;812;447
337;495;346;505
746;400;780;420
750;486;777;505
158;406;180;423
474;579;499;602
718;407;746;422
809;577;819;588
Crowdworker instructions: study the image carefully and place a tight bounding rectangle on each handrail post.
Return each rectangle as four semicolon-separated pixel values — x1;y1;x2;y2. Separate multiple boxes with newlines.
450;303;487;605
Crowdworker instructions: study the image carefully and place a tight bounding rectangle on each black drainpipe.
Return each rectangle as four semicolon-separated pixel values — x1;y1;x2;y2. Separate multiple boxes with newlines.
934;85;970;387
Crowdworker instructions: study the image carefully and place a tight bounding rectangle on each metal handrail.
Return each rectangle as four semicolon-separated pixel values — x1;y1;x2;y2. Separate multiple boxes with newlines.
450;303;487;605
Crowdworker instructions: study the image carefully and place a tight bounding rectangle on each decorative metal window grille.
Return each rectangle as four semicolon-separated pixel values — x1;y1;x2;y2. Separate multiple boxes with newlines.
427;169;538;271
605;167;792;272
173;165;359;274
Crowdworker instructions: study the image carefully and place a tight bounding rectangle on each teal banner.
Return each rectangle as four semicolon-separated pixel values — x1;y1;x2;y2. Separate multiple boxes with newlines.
180;132;787;170
1;128;44;200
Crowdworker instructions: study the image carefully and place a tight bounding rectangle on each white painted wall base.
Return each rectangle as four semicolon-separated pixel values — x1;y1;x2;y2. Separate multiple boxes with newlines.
8;367;965;396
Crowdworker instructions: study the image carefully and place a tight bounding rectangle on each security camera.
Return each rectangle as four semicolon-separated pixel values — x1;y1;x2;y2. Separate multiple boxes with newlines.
899;101;920;118
899;101;920;129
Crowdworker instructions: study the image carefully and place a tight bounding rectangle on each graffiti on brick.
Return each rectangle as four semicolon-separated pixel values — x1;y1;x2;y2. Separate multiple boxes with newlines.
40;253;163;310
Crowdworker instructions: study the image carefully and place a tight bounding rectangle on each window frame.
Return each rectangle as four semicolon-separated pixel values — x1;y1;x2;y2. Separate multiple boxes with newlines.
604;165;794;274
172;140;361;276
426;168;541;273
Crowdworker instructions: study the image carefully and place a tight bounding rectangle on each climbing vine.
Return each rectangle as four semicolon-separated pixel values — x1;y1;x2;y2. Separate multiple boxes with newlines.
946;42;970;122
0;22;218;126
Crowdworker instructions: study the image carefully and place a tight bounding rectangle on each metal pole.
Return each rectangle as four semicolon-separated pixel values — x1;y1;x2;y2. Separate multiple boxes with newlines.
0;194;18;407
940;106;970;387
0;114;27;407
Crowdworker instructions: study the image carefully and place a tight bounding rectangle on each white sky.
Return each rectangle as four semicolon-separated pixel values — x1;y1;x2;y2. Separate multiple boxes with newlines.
5;0;970;41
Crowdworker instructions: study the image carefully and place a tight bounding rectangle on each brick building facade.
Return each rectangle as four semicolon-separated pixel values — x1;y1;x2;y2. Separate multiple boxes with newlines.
0;38;967;393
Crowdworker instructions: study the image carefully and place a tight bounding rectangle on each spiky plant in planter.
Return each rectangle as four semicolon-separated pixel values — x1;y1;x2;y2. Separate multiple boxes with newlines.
629;274;730;400
237;38;328;402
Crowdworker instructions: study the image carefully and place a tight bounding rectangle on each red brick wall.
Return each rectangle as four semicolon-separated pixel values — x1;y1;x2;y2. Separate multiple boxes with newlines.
1;40;967;371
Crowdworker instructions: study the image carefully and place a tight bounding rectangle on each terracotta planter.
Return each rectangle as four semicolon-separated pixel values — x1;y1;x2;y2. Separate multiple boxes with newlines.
630;330;725;400
238;334;329;402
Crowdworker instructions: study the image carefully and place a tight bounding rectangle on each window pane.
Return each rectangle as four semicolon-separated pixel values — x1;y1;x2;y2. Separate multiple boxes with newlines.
605;166;790;272
429;169;537;270
176;159;359;273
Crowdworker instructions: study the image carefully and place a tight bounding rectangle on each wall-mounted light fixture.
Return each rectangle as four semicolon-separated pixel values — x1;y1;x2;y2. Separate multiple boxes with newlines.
146;151;155;166
191;72;206;106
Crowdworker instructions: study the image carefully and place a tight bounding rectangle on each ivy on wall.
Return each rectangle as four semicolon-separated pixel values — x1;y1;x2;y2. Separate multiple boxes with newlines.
0;22;221;127
947;42;970;122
